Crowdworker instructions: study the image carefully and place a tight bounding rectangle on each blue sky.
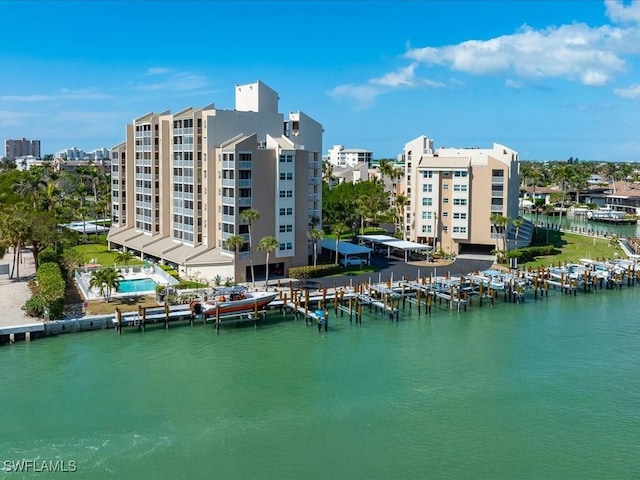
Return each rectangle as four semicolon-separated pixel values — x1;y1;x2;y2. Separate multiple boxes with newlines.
1;0;640;161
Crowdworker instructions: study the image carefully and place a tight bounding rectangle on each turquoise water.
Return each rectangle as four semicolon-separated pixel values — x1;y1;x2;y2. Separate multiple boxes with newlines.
117;278;158;293
2;287;640;479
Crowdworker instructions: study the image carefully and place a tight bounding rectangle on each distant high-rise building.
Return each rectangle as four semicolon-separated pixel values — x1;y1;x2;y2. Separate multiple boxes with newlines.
5;138;41;161
107;81;323;282
324;145;372;168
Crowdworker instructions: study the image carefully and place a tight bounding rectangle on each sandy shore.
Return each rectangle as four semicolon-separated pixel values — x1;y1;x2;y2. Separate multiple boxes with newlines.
0;248;39;328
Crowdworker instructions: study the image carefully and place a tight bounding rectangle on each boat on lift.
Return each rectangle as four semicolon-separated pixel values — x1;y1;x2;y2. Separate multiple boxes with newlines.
189;287;278;317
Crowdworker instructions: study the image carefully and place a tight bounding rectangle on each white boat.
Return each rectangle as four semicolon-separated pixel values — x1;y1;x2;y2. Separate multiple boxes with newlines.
189;287;277;318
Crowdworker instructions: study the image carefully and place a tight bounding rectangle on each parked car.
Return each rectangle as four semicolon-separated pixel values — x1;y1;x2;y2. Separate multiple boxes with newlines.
340;256;367;267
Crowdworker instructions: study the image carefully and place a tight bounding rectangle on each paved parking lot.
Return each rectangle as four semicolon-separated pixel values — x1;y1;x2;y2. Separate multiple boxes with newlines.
313;254;495;288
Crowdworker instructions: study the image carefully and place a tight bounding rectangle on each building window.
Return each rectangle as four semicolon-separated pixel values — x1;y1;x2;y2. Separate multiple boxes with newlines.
421;171;433;178
421;225;432;234
454;171;468;177
443;198;449;204
454;184;468;191
453;198;468;206
279;172;294;180
443;212;448;217
453;212;467;220
422;198;433;206
442;226;448;232
422;184;433;193
443;184;449;190
421;211;432;220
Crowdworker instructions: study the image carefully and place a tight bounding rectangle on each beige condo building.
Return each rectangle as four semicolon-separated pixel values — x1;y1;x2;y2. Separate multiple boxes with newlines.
107;81;323;282
403;135;522;255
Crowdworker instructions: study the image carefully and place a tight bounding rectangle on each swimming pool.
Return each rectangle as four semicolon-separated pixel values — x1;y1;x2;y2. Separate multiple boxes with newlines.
117;278;159;293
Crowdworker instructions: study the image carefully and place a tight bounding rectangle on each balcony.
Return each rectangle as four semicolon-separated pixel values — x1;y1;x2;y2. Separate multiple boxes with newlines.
238;197;252;206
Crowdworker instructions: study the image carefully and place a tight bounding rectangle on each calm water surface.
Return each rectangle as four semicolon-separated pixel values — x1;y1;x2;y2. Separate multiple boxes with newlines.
2;286;640;479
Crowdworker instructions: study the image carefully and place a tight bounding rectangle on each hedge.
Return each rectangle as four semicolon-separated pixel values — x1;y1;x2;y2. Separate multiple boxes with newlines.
288;264;342;279
506;245;559;263
33;262;66;319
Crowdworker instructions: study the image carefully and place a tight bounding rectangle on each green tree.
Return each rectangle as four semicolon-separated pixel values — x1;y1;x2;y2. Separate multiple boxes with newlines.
394;194;408;240
512;217;524;248
225;234;245;278
331;222;349;265
12;174;46;209
490;213;510;253
307;227;324;268
257;236;279;290
0;207;30;279
115;250;136;267
240;208;260;288
89;267;123;303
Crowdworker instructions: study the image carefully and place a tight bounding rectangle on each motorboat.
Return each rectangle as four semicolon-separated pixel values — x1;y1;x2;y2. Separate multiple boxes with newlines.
189;287;278;318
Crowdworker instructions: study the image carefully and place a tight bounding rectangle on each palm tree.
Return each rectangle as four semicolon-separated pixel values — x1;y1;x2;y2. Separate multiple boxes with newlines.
377;159;394;183
13;175;46;209
332;222;349;265
257;236;279;290
115;250;136;268
0;209;29;279
240;208;260;288
307;227;324;268
225;234;244;278
553;163;574;228
512;218;524;248
322;160;335;184
355;197;369;235
89;267;123;303
490;213;510;252
78;206;89;243
394;194;408;240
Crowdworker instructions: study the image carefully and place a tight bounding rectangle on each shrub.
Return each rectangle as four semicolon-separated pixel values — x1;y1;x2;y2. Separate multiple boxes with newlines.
23;295;46;317
32;262;66;319
288;264;342;279
507;245;559;263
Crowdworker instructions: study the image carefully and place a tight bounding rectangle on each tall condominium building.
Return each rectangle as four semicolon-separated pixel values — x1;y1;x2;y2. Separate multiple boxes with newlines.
324;144;372;168
107;81;323;282
403;135;520;255
5;138;41;161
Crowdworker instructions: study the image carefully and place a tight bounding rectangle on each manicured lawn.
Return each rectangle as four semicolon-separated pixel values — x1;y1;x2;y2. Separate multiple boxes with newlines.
70;243;143;267
86;295;158;315
520;231;624;269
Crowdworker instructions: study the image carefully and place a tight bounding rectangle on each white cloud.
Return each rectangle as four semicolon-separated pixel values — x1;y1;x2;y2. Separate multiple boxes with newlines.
605;0;640;24
405;22;640;86
0;110;40;127
329;64;445;109
146;67;173;75
370;63;418;87
613;83;640;98
327;84;383;110
0;89;113;102
137;71;209;92
505;78;523;89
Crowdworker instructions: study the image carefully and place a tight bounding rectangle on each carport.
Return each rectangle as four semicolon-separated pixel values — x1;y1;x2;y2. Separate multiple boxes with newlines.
357;235;432;263
319;239;373;264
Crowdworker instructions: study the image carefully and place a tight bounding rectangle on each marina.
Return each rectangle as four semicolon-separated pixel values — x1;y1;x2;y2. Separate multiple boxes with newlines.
5;255;639;345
